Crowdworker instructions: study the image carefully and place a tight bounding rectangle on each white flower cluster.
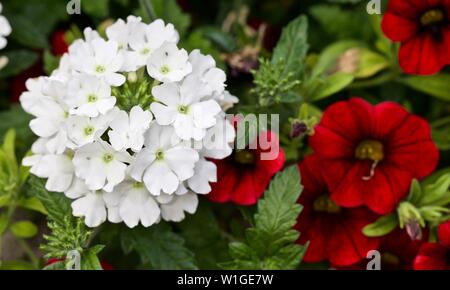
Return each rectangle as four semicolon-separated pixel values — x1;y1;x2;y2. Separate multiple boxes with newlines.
21;16;237;228
0;2;11;50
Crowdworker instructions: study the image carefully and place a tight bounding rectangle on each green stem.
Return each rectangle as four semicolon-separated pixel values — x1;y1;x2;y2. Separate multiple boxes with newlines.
17;239;39;269
139;0;157;21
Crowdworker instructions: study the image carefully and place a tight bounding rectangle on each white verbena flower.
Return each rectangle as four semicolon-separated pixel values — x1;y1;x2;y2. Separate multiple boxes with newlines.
130;124;199;196
151;75;222;140
189;50;226;97
108;106;153;152
70;38;125;86
66;74;116;117
146;42;192;82
160;192;199;222
73;140;132;192
72;190;108;227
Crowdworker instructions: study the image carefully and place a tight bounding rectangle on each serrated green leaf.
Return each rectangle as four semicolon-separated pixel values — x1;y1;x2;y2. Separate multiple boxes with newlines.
272;15;309;79
10;221;38;239
28;176;72;225
121;223;197;270
223;166;307;270
81;245;105;270
362;214;398;237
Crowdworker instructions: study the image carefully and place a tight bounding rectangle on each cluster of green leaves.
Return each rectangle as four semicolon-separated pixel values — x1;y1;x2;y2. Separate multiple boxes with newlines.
363;171;450;238
28;176;105;270
221;166;307;270
251;15;308;107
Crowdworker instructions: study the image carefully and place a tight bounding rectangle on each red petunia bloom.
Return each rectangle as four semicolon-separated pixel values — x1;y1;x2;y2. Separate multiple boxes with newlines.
208;131;285;206
309;98;439;215
296;155;380;267
381;0;450;75
414;221;450;270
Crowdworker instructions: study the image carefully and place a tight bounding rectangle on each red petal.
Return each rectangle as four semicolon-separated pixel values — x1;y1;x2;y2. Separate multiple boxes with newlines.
208;161;238;203
301;218;329;263
386;0;430;19
381;12;418;42
398;34;446;75
328;161;365;208
413;243;448;270
327;212;379;266
438;221;450;247
372;101;409;140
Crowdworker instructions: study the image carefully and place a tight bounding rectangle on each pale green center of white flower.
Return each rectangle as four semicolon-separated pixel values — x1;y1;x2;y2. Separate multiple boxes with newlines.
84;126;95;136
132;182;144;189
177;105;189;114
102;153;114;163
155;149;164;161
159;65;170;75
141;48;150;55
95;65;106;73
87;94;98;103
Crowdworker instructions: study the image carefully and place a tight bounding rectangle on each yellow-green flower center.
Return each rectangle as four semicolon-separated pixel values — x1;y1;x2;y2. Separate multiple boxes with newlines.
102;153;114;163
355;140;384;161
313;195;341;214
234;150;255;165
160;65;170;75
421;9;445;27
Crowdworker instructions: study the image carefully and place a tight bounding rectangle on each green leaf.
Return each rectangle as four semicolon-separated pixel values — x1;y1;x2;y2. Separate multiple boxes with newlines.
198;27;236;53
272;15;309;79
17;196;48;215
362;214;398;237
82;0;110;18
407;179;422;205
420;173;450;206
432;117;450;150
139;0;191;36
28;176;72;225
121;223;197;270
311;40;363;78
42;260;65;270
0;50;39;78
222;166;307;270
178;200;230;269
10;221;38;239
81;245;105;270
3;0;69;49
354;48;390;79
398;74;450;101
309;73;354;101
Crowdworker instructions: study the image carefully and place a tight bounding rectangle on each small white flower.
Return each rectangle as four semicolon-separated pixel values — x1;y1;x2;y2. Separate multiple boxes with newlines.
73;140;132;192
108;106;153;152
201;114;235;159
106;16;142;50
151;75;222;140
51;54;73;82
124;19;179;71
66;74;116;117
160;193;198;222
147;42;192;82
189;50;226;96
70;38;125;86
0;3;11;50
66;115;110;148
130;124;199;195
104;180;161;228
72;191;107;227
26;79;70;154
19;77;50;116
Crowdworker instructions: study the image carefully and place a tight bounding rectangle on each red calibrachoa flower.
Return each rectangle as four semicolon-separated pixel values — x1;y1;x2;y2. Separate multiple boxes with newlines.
296;155;379;267
334;229;425;270
309;98;439;215
382;0;450;75
414;221;450;270
208;131;285;205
